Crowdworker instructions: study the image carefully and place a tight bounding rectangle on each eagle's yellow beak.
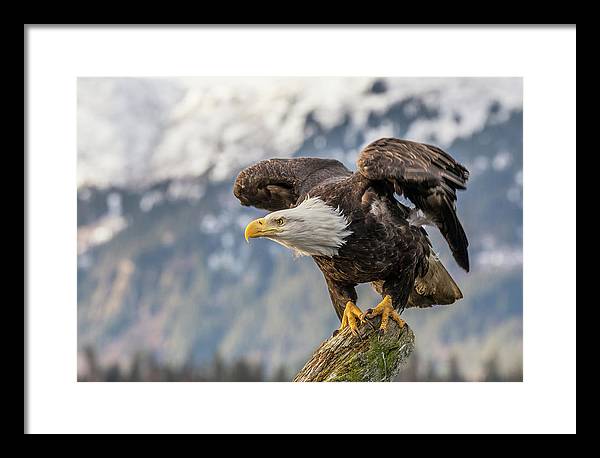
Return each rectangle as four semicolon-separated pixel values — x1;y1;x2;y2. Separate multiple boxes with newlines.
244;218;267;242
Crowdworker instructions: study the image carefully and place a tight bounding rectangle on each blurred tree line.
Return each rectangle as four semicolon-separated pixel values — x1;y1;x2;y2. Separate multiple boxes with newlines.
79;346;522;382
79;347;289;382
394;351;522;382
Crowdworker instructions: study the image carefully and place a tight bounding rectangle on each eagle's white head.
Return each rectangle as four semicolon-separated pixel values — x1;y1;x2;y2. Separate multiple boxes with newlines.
244;197;352;257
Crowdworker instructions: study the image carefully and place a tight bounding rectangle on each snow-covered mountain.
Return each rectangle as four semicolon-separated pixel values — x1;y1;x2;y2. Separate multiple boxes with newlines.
78;77;521;186
77;77;523;381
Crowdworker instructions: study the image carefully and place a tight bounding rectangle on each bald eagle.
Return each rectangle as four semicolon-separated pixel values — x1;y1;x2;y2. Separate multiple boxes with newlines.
233;138;469;335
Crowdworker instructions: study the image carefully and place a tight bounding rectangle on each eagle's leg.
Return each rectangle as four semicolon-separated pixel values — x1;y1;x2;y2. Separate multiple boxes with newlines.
362;295;405;334
336;301;365;337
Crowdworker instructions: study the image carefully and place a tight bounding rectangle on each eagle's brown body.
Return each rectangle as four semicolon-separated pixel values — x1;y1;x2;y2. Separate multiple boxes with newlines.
234;138;469;321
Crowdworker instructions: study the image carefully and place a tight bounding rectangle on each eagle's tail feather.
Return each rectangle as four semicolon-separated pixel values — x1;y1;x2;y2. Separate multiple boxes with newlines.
408;254;463;308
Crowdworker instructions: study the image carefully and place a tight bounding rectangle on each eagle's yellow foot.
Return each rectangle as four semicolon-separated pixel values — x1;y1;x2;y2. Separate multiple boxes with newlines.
334;301;365;337
362;295;405;335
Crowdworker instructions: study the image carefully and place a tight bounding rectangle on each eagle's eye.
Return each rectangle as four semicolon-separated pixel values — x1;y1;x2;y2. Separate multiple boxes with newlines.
275;217;285;226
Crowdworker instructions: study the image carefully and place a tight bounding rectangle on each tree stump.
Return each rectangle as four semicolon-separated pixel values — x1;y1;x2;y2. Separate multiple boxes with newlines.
293;316;415;382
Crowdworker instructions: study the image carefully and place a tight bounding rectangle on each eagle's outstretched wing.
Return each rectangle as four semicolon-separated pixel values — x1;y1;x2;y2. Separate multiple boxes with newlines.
357;138;470;271
233;157;351;211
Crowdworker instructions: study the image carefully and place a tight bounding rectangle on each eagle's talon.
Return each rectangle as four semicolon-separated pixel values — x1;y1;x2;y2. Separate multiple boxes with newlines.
364;295;405;334
392;313;406;329
337;301;364;336
361;308;374;321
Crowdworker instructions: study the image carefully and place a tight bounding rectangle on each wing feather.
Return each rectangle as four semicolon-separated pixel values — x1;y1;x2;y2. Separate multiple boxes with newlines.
233;157;351;212
357;138;470;271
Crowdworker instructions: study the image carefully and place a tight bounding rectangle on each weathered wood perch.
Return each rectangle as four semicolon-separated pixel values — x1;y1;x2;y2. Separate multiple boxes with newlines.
293;316;415;382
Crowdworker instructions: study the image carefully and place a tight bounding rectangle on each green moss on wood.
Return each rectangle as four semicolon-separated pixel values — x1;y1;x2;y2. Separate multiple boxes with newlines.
295;318;415;382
